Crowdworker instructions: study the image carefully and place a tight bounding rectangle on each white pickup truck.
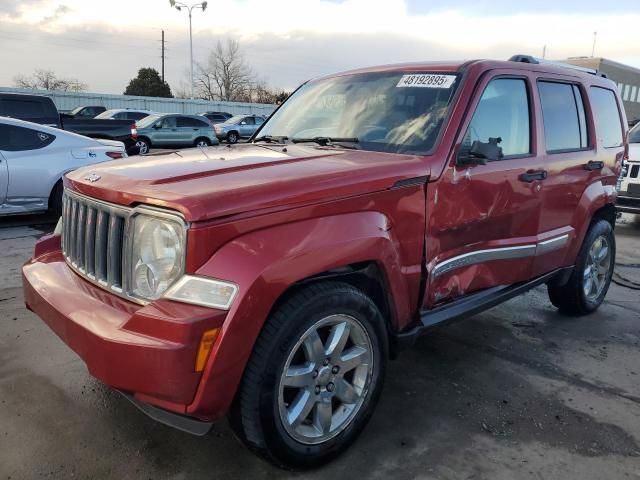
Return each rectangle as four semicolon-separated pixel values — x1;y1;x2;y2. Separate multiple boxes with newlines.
618;123;640;215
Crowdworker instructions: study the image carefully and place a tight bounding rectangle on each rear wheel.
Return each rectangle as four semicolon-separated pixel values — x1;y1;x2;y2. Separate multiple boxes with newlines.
194;137;211;148
229;282;387;469
136;138;151;154
547;219;615;315
227;131;239;144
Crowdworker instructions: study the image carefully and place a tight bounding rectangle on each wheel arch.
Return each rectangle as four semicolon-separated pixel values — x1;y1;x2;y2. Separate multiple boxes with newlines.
185;212;416;418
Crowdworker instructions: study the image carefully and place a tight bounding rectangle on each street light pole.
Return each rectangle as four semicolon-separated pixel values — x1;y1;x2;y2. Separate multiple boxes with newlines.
169;0;208;99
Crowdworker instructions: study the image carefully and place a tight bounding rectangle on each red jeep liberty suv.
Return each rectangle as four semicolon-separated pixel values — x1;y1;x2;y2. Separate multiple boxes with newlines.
23;55;626;468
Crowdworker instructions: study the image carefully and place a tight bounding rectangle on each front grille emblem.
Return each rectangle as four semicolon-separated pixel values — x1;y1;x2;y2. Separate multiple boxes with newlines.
84;173;101;182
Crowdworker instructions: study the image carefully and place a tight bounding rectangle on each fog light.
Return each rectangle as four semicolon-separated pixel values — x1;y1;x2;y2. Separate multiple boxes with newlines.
163;275;238;310
195;328;220;372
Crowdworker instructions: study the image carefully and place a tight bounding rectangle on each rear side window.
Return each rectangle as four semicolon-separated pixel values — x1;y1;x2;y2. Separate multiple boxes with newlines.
590;87;624;148
127;112;149;121
464;78;531;158
177;117;209;127
538;81;588;152
0;124;56;151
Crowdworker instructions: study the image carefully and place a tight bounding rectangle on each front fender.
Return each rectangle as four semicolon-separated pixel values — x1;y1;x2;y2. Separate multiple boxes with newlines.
186;211;415;419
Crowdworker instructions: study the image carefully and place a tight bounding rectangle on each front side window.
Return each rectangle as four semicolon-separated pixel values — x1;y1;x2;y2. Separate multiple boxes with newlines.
257;71;460;154
590;87;624;148
160;117;177;128
0;125;56;152
463;78;530;158
538;81;588;152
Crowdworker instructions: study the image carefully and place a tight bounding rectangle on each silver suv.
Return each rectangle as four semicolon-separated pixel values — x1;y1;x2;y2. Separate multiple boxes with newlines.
213;114;265;143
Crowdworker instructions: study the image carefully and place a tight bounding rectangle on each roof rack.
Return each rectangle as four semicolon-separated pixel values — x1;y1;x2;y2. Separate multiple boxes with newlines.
508;54;608;78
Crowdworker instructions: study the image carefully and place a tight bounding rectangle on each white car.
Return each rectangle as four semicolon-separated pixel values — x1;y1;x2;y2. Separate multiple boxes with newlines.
94;109;156;121
0;117;126;216
618;123;640;215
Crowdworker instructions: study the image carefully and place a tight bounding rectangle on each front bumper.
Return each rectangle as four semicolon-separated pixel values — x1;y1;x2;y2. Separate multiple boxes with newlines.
22;234;228;414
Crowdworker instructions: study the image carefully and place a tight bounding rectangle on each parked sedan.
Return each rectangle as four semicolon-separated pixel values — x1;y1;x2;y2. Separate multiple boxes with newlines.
134;114;219;154
95;109;155;121
213;114;265;143
0;117;126;216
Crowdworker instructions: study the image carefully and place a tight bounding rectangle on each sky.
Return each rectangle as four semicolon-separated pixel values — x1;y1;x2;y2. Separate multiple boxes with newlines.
1;0;640;95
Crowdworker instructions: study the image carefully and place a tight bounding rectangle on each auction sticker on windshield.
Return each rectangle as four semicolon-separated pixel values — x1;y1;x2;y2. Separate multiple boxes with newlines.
396;74;456;88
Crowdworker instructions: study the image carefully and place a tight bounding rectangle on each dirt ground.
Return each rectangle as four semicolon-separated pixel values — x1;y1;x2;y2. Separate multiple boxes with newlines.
1;214;639;480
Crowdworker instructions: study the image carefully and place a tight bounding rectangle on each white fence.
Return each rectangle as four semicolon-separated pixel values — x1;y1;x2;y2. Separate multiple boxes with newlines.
0;87;277;116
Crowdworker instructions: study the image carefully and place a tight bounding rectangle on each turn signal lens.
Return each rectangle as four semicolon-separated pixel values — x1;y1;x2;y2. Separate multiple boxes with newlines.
196;328;220;372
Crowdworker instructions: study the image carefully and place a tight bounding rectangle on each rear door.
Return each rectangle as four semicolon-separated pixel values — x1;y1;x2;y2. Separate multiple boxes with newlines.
0;123;58;210
530;78;625;277
424;72;545;307
176;116;209;143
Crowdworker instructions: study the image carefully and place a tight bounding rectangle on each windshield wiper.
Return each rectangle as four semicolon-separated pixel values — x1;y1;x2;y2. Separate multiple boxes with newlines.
290;136;359;149
253;135;288;144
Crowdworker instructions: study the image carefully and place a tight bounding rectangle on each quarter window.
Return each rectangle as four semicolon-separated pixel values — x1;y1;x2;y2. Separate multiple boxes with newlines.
464;78;531;158
0;124;56;151
590;87;623;148
538;81;588;152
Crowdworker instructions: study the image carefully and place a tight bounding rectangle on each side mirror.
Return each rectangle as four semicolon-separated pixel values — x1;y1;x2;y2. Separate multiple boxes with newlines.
458;137;503;165
240;121;247;125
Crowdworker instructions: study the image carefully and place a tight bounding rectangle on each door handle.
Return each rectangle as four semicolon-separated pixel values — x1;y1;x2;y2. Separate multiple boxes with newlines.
584;160;604;171
519;170;548;182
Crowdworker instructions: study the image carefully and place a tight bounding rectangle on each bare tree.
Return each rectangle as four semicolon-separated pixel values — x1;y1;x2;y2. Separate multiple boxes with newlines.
195;39;254;102
14;69;88;92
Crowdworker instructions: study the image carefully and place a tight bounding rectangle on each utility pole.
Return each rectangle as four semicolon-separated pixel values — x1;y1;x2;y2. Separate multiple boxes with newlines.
591;31;597;58
542;45;547;59
161;30;166;83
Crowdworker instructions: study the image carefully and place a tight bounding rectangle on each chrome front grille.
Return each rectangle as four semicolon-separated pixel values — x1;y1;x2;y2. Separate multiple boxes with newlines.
61;190;130;293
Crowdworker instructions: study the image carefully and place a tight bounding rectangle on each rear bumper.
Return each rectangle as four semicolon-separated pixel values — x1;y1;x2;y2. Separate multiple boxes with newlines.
22;235;228;415
616;194;640;214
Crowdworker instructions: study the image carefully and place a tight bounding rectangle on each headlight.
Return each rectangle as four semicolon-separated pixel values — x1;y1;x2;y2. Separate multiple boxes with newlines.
128;211;186;301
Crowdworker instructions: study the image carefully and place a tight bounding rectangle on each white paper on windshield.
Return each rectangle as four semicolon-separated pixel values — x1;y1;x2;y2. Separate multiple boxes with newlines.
396;74;456;89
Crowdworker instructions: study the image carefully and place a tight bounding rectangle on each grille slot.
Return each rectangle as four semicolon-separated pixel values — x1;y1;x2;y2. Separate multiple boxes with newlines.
61;191;130;293
631;164;639;179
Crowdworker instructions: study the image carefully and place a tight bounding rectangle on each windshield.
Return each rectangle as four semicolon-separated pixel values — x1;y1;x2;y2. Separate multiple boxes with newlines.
257;71;459;154
225;115;245;124
630;123;640;143
94;110;116;119
137;114;161;128
70;106;84;115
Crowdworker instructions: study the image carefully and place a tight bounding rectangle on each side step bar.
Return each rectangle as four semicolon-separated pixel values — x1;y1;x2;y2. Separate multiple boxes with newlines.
396;267;573;348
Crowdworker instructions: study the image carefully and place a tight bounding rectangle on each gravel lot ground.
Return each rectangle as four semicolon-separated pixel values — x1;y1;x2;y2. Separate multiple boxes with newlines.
1;213;639;480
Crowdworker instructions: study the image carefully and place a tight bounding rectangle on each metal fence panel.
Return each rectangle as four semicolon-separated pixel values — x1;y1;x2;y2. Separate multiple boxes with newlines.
0;86;277;116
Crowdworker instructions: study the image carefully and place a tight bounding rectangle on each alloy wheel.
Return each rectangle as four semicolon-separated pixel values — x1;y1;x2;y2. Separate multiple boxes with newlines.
277;314;373;445
583;235;611;301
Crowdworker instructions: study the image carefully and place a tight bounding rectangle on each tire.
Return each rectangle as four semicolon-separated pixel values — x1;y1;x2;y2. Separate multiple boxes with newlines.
227;131;239;144
136;138;151;154
229;282;388;469
547;219;615;315
194;137;211;148
49;180;63;217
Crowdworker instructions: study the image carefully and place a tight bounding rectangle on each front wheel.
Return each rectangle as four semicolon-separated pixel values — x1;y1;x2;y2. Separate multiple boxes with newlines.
547;219;615;315
229;282;388;469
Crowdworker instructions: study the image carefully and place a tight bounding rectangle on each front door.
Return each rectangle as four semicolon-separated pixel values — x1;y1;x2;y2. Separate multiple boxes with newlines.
424;73;545;308
153;116;178;145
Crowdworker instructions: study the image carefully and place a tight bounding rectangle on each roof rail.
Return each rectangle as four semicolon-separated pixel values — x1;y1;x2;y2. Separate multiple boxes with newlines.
508;54;608;78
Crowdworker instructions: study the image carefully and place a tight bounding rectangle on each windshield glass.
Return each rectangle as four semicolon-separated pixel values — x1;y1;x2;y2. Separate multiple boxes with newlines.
70;107;84;115
137;114;161;128
95;110;116;119
225;115;245;124
257;71;459;154
629;123;640;143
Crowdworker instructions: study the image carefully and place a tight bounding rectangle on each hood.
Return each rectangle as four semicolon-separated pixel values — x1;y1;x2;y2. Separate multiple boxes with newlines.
65;143;433;222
